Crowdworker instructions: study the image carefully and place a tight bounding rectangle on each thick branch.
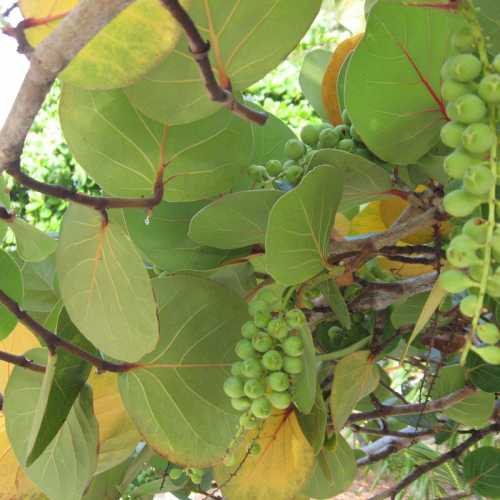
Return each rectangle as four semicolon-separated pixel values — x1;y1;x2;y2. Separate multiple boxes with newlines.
0;350;45;373
348;386;476;424
369;423;500;500
159;0;267;125
0;290;135;373
0;0;135;172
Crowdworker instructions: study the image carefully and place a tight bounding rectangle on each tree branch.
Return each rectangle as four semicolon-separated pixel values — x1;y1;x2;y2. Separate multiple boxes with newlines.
0;290;135;373
347;386;477;424
0;350;45;373
351;424;435;439
0;0;136;173
159;0;267;125
369;423;500;500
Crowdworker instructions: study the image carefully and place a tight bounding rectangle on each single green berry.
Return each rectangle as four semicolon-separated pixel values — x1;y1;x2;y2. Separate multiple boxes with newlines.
268;391;292;410
247;164;268;182
318;128;340;148
240;413;258;429
468;263;486;282
262;350;283;371
285;139;306;160
231;361;244;377
244;379;266;399
265;159;283;177
461;123;496;154
249;442;262;456
286;309;307;328
463;217;489;244
252;333;273;353
460;295;479;317
241;358;263;379
441;80;472;102
478;74;500;104
281;335;304;357
258;288;278;306
337;138;356;153
333;124;350;139
444;149;478;179
487;276;500;298
169;468;184;481
301;124;320;146
448;54;482;82
241;321;260;339
441;59;453;80
284;164;304;184
267;371;290;392
452;27;476;53
446;236;480;269
463;165;495;196
254;310;272;329
443;189;483;217
248;299;270;317
450;233;481;252
235;339;257;360
440;121;466;148
342;109;352;125
223;377;245;398
477;323;500;345
251;397;273;419
453;94;487;124
439;270;476;293
189;470;204;485
268;318;289;341
471;345;500;365
283;356;304;375
350;125;362;142
231;397;251;411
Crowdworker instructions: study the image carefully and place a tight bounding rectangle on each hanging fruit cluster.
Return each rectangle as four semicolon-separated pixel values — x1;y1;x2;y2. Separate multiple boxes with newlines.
438;13;500;364
223;292;306;430
247;110;376;188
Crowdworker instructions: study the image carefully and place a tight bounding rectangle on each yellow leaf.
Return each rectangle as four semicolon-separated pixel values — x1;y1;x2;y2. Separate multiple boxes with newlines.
350;201;386;235
20;0;189;90
378;256;435;278
322;33;363;125
88;372;140;474
332;213;351;239
215;410;315;500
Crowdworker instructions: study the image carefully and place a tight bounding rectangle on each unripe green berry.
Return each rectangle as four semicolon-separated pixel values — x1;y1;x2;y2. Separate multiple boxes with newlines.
463;165;495;196
444;149;478;179
342;109;352;125
231;397;251;411
281;335;304;357
235;339;257;360
261;350;283;371
285;139;306;160
267;371;290;392
440;121;466;148
333;124;350;139
460;295;479;317
268;391;292;410
301;124;320;146
249;442;261;456
258;288;278;306
452;27;476;53
284;164;304;184
471;345;500;365
441;80;472;102
443;189;483;217
252;333;273;353
478;74;500;104
169;468;184;481
248;299;270;317
469;263;486;282
244;379;266;399
286;309;307;328
241;321;260;339
439;270;476;293
224;377;244;398
265;159;283;177
318;128;340;149
337;138;356;153
477;323;500;345
240;413;258;429
461;123;496;154
283;356;304;375
446;235;480;268
453;94;487;124
254;310;272;329
251;397;273;419
268;318;289;341
463;217;489;244
241;358;263;379
447;54;482;82
248;164;268;182
231;361;244;377
487;275;500;298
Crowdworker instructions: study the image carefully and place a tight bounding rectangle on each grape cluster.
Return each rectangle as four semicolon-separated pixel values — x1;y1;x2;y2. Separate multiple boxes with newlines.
224;293;306;430
247;110;374;188
438;25;500;363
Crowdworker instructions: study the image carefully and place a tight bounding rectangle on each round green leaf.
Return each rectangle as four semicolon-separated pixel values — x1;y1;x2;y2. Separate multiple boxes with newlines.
9;218;57;262
464;447;500;498
297;388;327;455
125;0;322;124
467;352;500;393
119;275;248;467
0;249;23;340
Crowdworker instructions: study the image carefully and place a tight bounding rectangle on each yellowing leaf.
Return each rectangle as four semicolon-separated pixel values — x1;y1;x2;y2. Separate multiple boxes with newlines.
332;213;351;239
322;34;363;125
350;202;386;236
378;256;435;278
20;0;188;90
88;372;140;474
215;411;315;500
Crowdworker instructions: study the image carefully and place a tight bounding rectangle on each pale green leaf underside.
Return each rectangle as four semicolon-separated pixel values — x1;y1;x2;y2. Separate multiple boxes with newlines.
8;218;57;263
57;204;159;362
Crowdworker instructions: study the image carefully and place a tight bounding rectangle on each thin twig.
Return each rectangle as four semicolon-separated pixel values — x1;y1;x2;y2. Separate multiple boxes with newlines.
0;350;45;373
351;424;435;439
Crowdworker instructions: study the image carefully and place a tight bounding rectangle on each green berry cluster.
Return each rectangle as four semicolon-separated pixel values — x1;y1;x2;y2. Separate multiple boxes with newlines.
169;466;204;485
224;295;306;429
247;110;374;188
438;20;499;365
